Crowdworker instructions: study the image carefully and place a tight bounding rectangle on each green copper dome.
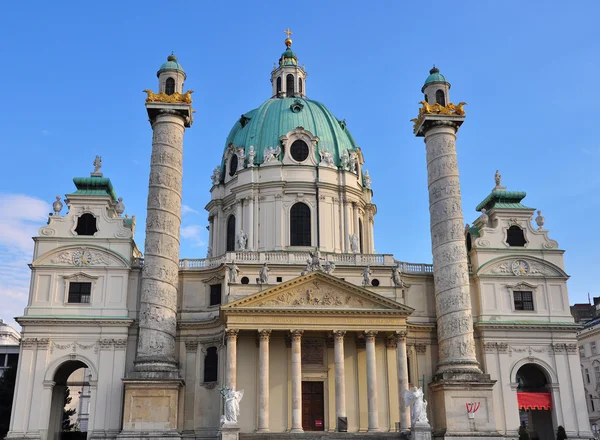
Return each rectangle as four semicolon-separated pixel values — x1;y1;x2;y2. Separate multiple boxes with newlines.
222;97;358;170
157;54;186;78
423;66;448;86
280;48;298;66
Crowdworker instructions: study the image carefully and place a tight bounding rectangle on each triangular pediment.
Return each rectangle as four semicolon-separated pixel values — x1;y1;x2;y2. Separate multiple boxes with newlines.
222;271;413;314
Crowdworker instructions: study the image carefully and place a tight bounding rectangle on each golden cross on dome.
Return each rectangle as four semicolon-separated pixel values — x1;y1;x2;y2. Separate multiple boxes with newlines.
284;28;293;38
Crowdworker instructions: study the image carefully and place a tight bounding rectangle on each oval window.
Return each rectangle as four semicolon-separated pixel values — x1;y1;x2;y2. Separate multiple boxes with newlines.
229;154;238;176
290;140;309;162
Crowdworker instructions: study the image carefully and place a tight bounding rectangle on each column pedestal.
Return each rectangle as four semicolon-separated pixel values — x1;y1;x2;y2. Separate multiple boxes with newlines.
119;379;183;440
219;425;240;440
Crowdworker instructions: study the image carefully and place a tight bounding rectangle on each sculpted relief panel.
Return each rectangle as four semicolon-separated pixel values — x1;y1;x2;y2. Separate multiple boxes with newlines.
249;281;387;309
485;259;562;277
49;248;113;267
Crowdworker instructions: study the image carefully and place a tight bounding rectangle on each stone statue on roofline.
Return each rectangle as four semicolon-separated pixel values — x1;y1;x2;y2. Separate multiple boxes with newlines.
92;155;103;176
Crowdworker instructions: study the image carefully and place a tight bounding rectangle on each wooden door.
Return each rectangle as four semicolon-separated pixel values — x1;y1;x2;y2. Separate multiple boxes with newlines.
302;381;325;431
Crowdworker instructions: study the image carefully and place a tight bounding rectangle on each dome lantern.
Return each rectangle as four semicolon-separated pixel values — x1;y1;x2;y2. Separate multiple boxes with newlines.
421;65;451;106
271;29;307;98
156;53;186;95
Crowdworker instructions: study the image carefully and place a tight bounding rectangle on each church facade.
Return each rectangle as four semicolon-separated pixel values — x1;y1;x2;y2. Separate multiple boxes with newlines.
6;34;592;440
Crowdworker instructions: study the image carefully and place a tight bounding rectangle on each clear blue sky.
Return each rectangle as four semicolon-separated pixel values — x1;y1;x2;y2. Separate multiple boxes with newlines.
1;1;598;327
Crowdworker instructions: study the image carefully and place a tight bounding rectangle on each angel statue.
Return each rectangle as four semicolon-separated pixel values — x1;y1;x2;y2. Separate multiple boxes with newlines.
259;263;270;284
319;149;335;167
227;262;240;284
340;150;350;171
220;386;244;425
349;151;358;173
236;230;248;250
92;155;102;174
247;145;256;168
211;166;221;185
494;169;502;187
403;387;429;427
263;145;281;163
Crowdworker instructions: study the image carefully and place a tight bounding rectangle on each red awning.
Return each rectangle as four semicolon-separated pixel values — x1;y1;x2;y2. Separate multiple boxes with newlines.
517;392;552;410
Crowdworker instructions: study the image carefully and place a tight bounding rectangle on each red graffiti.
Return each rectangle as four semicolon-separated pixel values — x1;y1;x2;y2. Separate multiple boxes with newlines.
466;402;481;414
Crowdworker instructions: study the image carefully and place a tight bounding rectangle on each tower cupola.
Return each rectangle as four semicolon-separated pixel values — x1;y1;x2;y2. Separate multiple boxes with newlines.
271;29;307;98
422;66;451;106
157;53;186;95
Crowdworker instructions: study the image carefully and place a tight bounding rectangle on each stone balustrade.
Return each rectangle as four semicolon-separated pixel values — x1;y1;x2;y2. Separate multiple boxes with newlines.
134;251;435;274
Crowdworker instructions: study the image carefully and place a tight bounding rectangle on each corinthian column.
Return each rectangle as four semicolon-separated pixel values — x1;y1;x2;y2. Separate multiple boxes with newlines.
225;329;238;389
365;331;380;432
333;330;347;431
395;331;410;430
257;329;271;432
134;109;190;376
290;330;303;433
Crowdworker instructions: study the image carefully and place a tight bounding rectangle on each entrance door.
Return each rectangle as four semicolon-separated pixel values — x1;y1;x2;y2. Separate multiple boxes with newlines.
302;381;325;431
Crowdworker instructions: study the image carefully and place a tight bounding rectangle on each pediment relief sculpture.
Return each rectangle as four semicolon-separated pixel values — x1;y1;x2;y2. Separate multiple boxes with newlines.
224;272;410;312
479;257;565;277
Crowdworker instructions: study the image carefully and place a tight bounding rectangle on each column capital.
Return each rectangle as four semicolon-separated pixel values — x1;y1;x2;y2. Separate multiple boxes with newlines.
394;330;408;342
385;338;397;349
364;330;378;342
333;330;346;340
258;329;272;340
290;329;304;339
225;329;239;340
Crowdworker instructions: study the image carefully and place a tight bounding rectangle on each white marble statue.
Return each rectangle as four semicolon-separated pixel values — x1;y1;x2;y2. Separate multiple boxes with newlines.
340;150;350;171
363;170;372;189
247;145;256;168
495;169;502;187
227;262;240;284
479;208;489;227
349;151;358;173
220;386;244;425
319;149;335;167
350;233;359;253
211;166;221;185
323;260;336;275
263;145;281;163
93;155;102;174
236;148;246;171
236;230;248;250
362;266;372;286
259;263;269;284
403;387;429;426
391;265;407;288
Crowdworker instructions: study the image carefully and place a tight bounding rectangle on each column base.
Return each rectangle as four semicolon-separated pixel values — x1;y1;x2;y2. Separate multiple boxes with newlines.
119;379;184;435
289;428;304;433
219;426;240;440
429;371;501;440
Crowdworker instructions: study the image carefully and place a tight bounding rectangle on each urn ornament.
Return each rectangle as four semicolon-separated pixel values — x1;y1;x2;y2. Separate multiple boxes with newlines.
52;196;63;215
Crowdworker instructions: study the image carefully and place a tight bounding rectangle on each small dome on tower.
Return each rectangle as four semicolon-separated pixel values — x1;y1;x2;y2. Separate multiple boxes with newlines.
157;53;186;78
422;66;450;92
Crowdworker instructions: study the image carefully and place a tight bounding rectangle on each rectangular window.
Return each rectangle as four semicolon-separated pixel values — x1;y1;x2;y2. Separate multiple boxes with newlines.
586;369;591;383
68;282;91;303
514;291;534;311
581;346;586;357
592;342;597;355
6;354;18;368
209;284;222;306
0;354;6;367
591;395;595;412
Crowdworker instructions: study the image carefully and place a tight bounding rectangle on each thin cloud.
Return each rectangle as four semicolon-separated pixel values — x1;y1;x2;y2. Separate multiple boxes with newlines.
181;204;199;215
180;224;206;247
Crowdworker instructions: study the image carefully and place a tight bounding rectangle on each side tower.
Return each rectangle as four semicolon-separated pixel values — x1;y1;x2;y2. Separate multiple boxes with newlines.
120;55;193;438
413;68;497;437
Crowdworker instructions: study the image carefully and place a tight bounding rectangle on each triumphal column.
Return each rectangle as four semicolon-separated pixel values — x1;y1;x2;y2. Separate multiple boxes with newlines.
413;67;497;438
119;54;193;439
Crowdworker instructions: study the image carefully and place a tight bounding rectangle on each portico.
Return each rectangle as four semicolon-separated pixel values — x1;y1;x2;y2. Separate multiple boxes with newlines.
220;272;414;434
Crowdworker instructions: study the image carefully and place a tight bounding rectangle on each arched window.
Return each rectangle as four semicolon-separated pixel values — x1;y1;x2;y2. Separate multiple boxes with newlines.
165;77;175;96
424;94;428;102
466;233;472;253
286;74;295;97
506;225;526;247
226;215;236;251
75;213;98;236
299;78;303;95
276;77;282;95
435;90;446;106
290;202;311;246
359;219;364;253
204;346;218;382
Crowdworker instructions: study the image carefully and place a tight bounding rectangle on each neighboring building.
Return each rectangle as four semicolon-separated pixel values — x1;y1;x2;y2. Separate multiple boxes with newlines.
5;35;592;440
571;298;600;323
0;319;20;377
577;317;600;429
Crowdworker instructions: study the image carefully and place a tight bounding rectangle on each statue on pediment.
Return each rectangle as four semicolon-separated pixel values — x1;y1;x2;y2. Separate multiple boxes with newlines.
362;266;372;286
259;263;269;284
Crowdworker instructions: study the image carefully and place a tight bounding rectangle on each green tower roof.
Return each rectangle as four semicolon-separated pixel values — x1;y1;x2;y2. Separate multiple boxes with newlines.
157;54;186;77
222;97;357;171
475;190;533;212
70;176;118;201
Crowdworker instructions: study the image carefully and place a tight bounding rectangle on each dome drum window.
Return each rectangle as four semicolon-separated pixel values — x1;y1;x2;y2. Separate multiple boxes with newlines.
290;140;309;162
229;155;238;176
280;127;320;167
290;202;311;246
